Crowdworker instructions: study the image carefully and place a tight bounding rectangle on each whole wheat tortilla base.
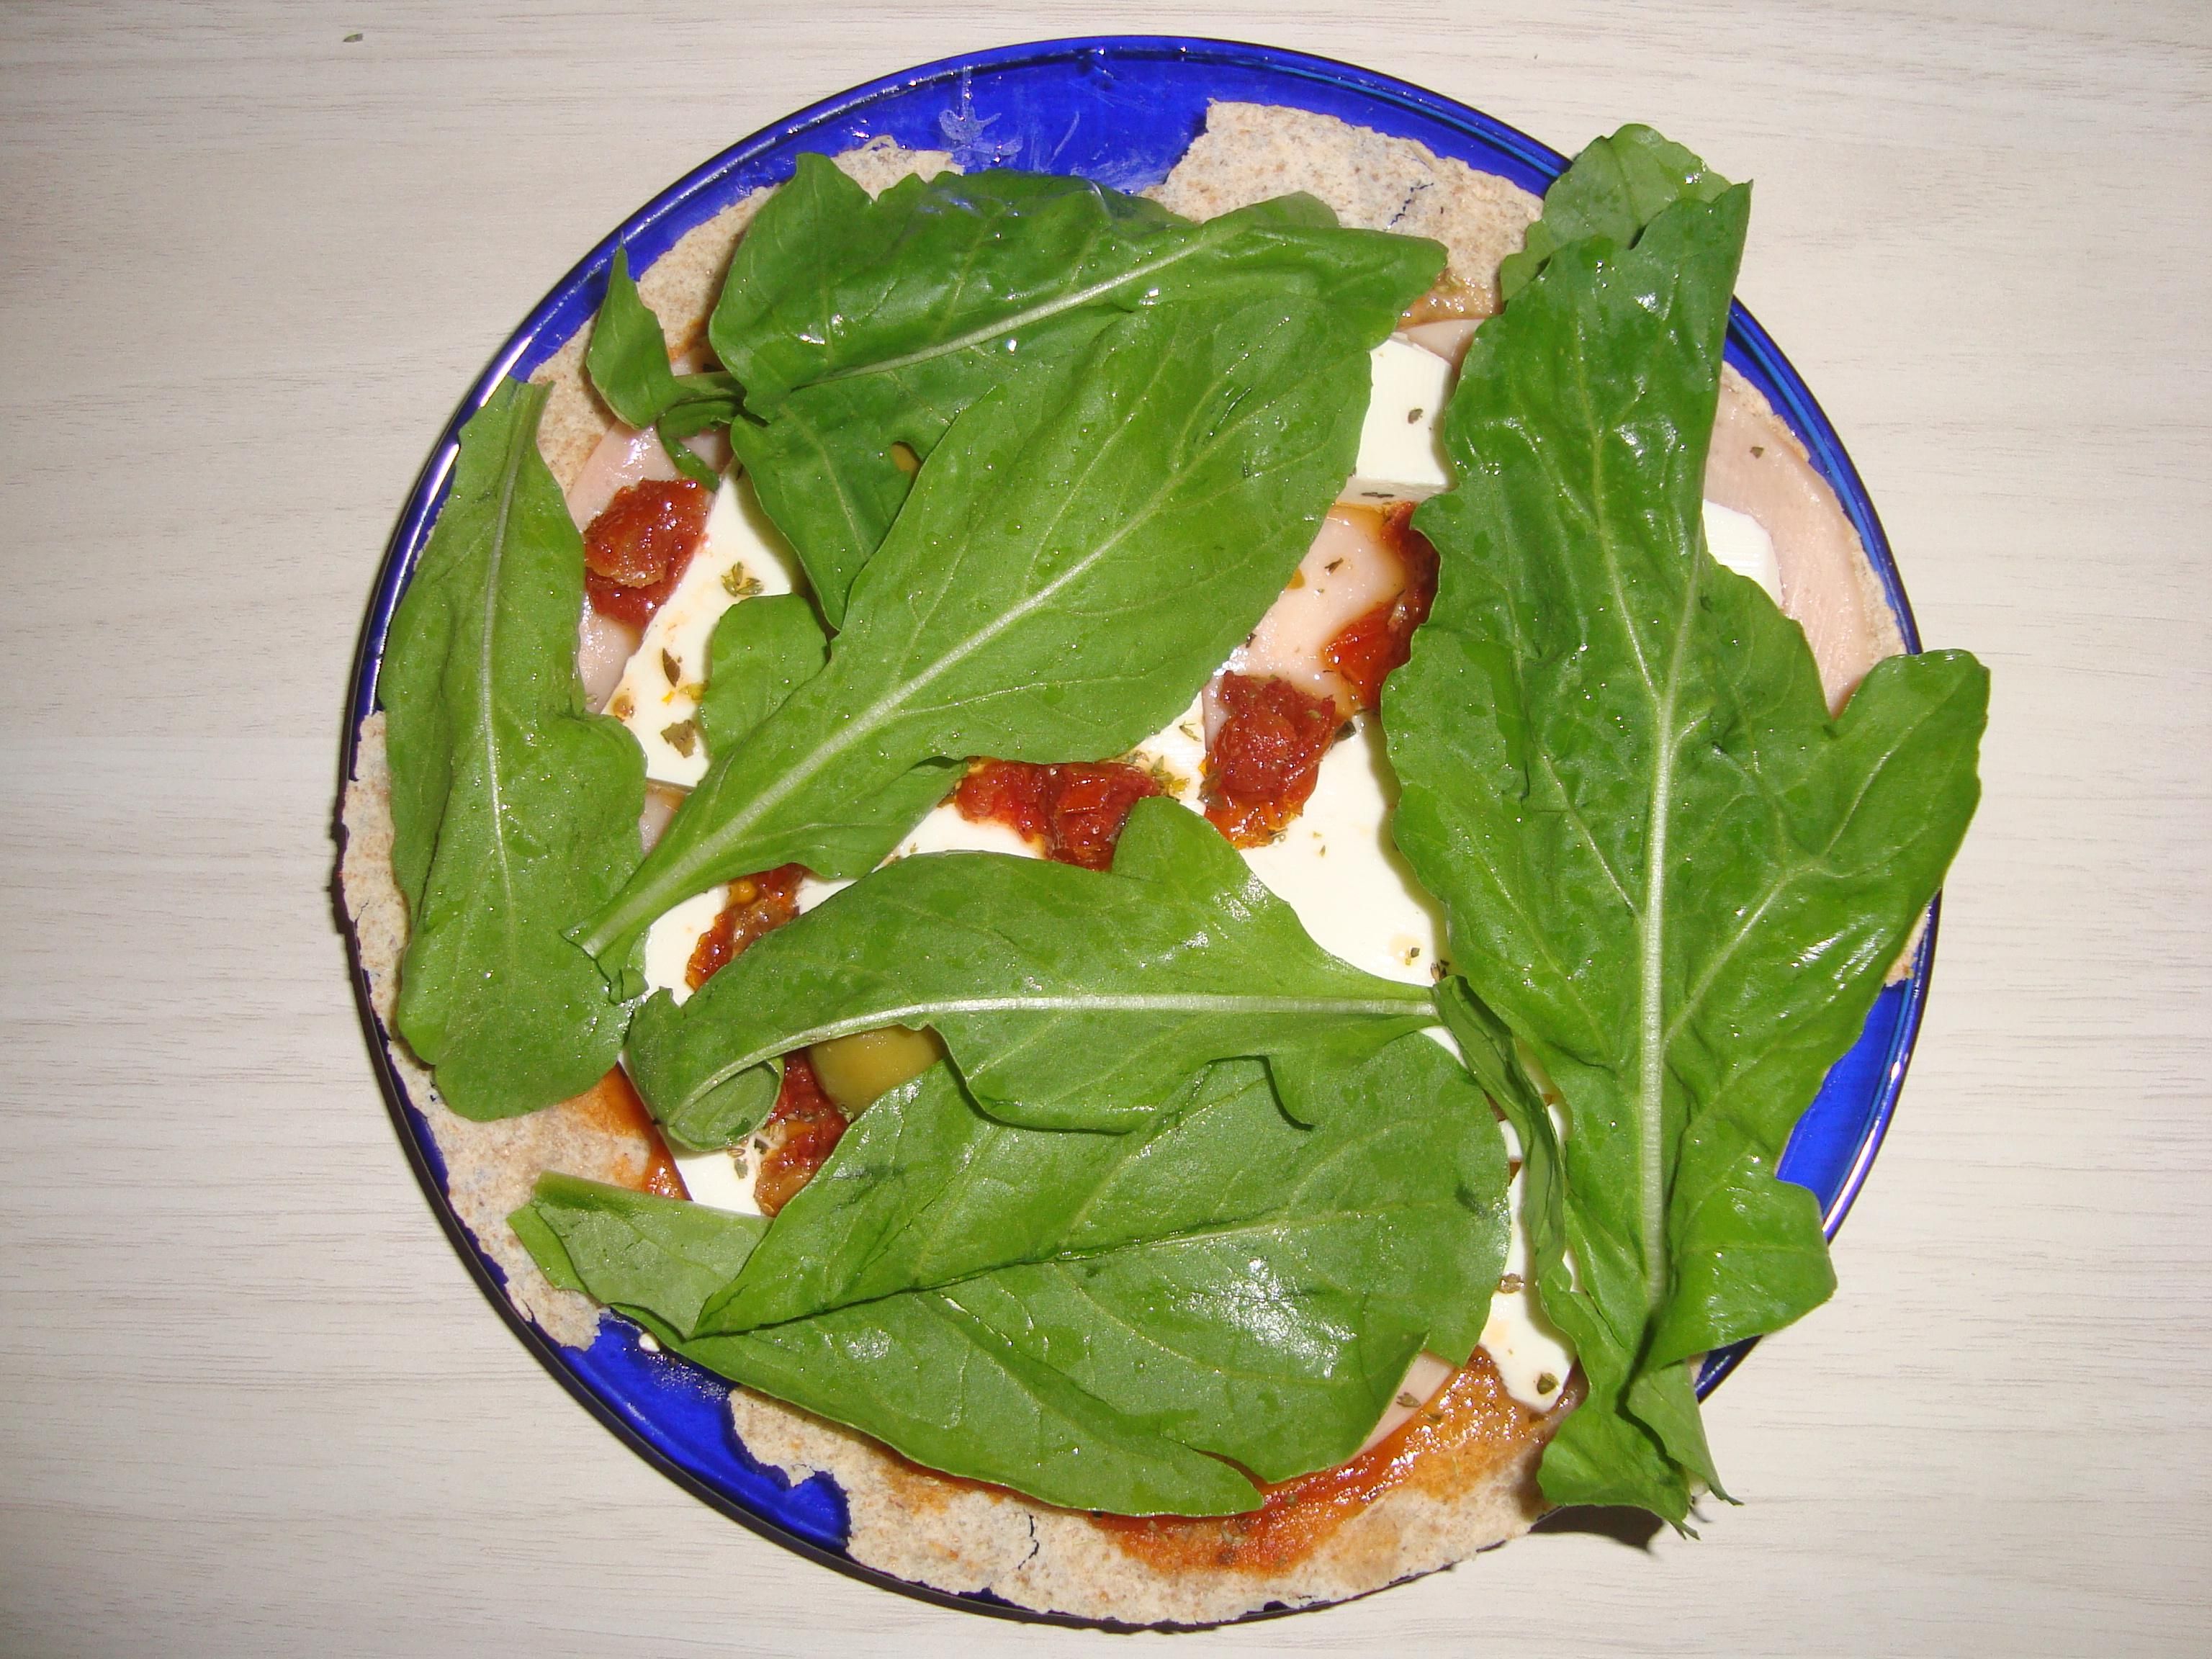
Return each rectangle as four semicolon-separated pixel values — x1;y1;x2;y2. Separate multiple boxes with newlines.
338;103;1902;1626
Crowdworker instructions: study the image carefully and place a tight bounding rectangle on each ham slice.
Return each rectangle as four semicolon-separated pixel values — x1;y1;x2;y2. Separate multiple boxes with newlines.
1222;505;1409;719
1707;367;1902;711
565;421;681;531
1399;317;1480;369
564;413;735;711
562;415;732;533
577;603;639;711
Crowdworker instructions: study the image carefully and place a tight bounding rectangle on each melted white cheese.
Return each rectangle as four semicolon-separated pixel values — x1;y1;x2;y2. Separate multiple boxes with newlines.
1480;1163;1575;1411
639;886;727;1008
672;1141;761;1215
1703;498;1782;600
786;799;1039;920
889;801;1037;862
608;474;801;787
1346;338;1455;503
1236;721;1442;985
1125;696;1208;804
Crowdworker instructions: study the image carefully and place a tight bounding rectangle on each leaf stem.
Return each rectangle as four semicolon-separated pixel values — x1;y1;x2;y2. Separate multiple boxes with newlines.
806;223;1238;392
477;386;541;923
670;990;1439;1121
1637;516;1705;1313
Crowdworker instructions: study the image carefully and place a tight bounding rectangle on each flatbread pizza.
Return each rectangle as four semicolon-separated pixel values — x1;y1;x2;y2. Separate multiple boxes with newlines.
341;96;1982;1626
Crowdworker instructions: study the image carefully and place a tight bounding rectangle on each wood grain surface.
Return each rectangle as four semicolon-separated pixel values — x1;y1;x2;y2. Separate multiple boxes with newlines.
2;3;2206;1653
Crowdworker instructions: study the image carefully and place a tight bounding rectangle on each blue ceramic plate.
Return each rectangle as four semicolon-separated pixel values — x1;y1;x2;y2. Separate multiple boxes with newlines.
342;35;1937;1624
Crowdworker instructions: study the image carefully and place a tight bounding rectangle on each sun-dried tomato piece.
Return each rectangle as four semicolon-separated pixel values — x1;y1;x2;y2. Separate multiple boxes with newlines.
953;759;1162;871
1046;764;1164;871
684;864;806;991
583;475;710;628
753;1051;848;1218
1322;503;1440;714
953;758;1052;844
1202;673;1341;848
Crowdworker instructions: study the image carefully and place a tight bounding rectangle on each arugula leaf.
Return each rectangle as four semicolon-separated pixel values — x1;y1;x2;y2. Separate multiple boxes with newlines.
650;1056;782;1156
714;159;1175;410
686;580;965;895
514;1172;767;1326
626;797;1435;1136
1496;124;1731;302
584;246;741;487
516;1043;1506;1513
577;242;1435;975
703;1044;1505;1361
708;1281;1267;1516
1432;977;1689;1512
694;593;830;755
379;381;644;1119
713;160;1164;624
513;1173;1249;1517
657;584;948;1154
1386;186;1987;1520
586;247;688;428
712;158;1442;621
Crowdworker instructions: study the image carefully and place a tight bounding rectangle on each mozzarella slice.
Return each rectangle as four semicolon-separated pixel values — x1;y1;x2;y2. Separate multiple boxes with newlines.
1478;1164;1576;1411
1123;694;1208;806
608;474;802;787
1236;721;1444;986
1703;498;1783;601
789;796;1035;916
673;1144;762;1216
891;800;1038;861
1344;337;1455;503
639;885;728;1005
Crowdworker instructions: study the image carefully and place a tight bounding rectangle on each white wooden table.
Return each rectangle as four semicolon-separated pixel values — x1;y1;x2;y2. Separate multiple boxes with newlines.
4;4;2206;1653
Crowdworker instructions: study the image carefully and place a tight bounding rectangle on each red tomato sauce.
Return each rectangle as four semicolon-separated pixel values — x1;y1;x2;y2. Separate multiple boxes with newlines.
953;759;1163;871
1321;503;1439;714
1092;1352;1561;1573
753;1051;848;1218
583;476;710;628
562;1066;688;1200
1201;673;1341;848
685;863;806;990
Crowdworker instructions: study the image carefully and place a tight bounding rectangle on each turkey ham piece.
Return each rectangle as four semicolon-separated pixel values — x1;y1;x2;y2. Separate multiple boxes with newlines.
341;104;1979;1625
